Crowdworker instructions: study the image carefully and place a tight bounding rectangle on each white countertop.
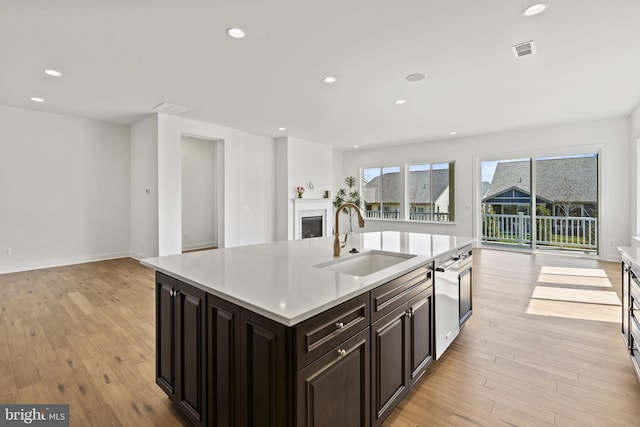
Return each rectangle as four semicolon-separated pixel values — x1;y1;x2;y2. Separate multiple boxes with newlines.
620;246;640;271
142;231;474;326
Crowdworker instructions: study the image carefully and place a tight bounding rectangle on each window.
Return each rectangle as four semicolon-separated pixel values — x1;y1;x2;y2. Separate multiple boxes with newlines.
362;162;454;222
363;166;401;219
408;162;455;222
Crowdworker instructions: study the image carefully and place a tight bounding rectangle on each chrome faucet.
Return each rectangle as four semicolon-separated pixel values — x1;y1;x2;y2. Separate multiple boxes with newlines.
334;203;366;257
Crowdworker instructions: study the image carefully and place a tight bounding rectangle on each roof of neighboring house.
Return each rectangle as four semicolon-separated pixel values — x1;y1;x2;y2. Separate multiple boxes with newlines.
481;181;491;198
483;157;597;203
363;169;449;203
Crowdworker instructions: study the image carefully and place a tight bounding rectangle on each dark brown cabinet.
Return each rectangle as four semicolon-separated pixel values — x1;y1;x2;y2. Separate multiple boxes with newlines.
622;260;631;349
206;294;291;427
156;272;206;427
239;309;292;427
206;294;240;427
156;263;437;427
296;328;370;427
621;254;640;383
371;287;433;426
407;289;434;387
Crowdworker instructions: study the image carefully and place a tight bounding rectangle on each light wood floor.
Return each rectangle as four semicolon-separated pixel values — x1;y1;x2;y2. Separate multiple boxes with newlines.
1;249;639;426
383;249;640;427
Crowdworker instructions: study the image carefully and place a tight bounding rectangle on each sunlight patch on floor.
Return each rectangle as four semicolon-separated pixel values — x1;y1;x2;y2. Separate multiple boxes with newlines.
526;299;620;322
531;286;621;306
527;265;620;322
539;266;608;277
537;273;612;288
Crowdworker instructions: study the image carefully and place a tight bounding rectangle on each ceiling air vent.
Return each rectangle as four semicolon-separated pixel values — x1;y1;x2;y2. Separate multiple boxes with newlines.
512;40;536;58
153;102;192;115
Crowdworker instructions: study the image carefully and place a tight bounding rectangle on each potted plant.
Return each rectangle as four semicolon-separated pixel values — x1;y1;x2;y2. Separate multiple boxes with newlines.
333;176;362;232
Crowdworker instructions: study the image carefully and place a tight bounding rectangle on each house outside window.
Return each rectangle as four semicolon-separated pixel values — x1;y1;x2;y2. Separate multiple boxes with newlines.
363;166;401;219
362;162;454;222
407;162;455;222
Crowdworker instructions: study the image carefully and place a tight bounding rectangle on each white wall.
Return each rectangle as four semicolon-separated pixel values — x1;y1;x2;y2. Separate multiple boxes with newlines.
342;117;630;260
130;115;158;259
274;138;289;241
156;114;274;255
0;105;130;273
629;103;640;240
274;137;334;240
181;135;217;250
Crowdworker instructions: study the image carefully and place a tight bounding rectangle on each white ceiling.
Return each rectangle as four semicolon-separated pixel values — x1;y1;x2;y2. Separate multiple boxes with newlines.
2;0;640;149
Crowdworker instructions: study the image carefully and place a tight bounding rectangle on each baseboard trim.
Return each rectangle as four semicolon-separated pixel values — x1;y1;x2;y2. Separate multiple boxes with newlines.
0;251;131;275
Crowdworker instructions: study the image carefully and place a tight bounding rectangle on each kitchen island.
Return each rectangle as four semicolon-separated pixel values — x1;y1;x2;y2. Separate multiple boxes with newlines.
142;231;474;427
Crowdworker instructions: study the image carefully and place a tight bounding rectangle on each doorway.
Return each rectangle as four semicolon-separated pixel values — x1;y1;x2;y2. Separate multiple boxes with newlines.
181;136;218;252
481;154;599;254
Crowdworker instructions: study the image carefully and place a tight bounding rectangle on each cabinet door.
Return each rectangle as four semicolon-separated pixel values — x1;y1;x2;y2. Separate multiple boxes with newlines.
207;294;241;427
156;273;177;397
240;309;291;427
296;328;370;427
371;304;409;427
175;282;207;426
408;287;434;387
623;262;631;349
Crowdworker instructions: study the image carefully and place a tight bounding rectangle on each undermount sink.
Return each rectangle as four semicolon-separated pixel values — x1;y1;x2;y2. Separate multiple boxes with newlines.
314;250;416;277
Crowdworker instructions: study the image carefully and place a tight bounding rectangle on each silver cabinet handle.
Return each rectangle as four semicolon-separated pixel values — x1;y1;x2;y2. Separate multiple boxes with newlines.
337;349;346;357
335;322;344;329
406;310;413;318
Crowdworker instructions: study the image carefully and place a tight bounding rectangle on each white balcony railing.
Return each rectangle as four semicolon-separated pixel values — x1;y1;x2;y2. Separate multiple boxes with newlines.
482;213;597;251
365;210;450;222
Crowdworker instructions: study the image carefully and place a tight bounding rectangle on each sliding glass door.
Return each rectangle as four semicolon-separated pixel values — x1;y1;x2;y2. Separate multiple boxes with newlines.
481;158;532;249
481;154;598;254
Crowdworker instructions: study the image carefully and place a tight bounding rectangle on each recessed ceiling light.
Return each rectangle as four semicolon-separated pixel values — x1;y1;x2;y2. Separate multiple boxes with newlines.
449;132;457;136
30;97;44;103
278;127;286;131
226;27;246;39
406;73;425;82
353;145;359;149
523;3;547;16
44;69;61;77
395;99;407;105
323;76;337;83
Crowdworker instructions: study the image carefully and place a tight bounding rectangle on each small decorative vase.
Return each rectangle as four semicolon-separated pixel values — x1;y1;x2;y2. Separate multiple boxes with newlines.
297;192;303;198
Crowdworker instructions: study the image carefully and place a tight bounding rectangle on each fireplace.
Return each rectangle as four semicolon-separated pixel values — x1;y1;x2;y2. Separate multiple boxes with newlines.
293;199;333;240
301;216;323;239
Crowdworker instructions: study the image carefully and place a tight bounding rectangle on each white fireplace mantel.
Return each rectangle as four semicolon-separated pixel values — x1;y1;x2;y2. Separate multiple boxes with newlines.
293;198;333;240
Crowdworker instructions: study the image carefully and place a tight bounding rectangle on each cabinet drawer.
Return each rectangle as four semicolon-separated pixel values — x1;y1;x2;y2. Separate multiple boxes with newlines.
631;310;640;346
631;333;640;382
294;293;369;370
632;279;640;303
370;264;432;323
